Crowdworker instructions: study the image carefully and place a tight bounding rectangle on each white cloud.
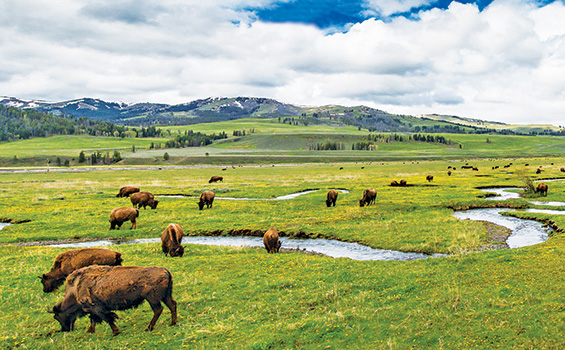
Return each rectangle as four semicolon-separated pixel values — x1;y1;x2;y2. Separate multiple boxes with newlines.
1;0;565;125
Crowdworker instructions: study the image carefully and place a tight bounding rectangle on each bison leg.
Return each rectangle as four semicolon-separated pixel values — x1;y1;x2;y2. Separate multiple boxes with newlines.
130;219;137;229
145;302;164;332
164;297;178;326
87;318;96;333
109;321;120;336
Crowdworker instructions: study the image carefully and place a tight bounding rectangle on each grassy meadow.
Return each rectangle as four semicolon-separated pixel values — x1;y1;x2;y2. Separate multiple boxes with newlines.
1;156;565;349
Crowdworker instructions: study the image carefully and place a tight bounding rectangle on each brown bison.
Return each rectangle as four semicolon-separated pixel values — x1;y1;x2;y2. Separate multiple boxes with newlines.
399;179;407;186
161;224;185;257
426;175;434;182
447;171;452;176
536;183;548;196
109;207;139;230
263;228;281;253
536;168;542;174
130;191;159;210
48;265;177;336
561;167;565;172
390;180;399;187
39;248;122;293
198;191;215;210
209;176;223;183
326;190;338;207
359;188;377;207
116;186;140;198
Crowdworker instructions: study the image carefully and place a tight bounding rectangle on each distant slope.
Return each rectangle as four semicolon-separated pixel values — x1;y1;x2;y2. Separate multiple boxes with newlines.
420;114;564;134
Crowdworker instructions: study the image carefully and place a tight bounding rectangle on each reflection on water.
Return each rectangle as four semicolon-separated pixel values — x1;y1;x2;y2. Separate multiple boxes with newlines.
45;235;436;261
0;223;11;230
158;189;350;201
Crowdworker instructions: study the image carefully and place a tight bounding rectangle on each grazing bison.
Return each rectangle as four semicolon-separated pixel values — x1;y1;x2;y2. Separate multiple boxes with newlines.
399;179;407;186
209;176;223;183
390;180;399;187
447;171;452;176
536;168;542;174
326;190;338;207
263;228;281;253
161;224;185;257
359;188;377;207
426;175;434;182
116;186;140;198
198;191;215;210
48;265;177;336
39;248;122;293
130;191;159;210
561;167;565;173
536;183;548;196
109;207;139;230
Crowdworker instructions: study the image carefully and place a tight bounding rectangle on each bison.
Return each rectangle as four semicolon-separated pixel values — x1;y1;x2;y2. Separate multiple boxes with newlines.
116;186;140;198
399;179;407;186
326;190;338;207
426;175;434;182
48;265;177;336
536;183;548;196
161;224;185;257
109;207;139;230
198;191;215;210
359;188;377;207
209;176;223;183
130;191;159;210
263;228;281;253
39;248;122;293
536;168;542;174
561;167;565;173
447;171;452;176
390;180;399;187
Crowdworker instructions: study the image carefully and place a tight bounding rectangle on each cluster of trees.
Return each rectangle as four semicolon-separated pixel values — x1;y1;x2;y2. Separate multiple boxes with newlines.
164;130;227;148
0;105;164;141
352;141;376;150
78;150;122;165
367;133;406;143
308;142;346;151
232;128;256;136
411;134;453;145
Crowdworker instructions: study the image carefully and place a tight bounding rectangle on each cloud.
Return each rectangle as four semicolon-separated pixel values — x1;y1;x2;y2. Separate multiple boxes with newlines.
1;0;565;125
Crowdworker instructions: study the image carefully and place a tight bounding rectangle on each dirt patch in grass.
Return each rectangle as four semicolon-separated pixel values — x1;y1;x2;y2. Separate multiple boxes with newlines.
479;221;511;250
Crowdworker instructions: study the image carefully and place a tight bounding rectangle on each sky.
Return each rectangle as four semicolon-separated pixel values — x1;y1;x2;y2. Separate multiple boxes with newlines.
1;0;565;125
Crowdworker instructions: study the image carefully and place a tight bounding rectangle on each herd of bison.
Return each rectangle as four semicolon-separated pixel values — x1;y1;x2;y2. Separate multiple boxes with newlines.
41;165;557;336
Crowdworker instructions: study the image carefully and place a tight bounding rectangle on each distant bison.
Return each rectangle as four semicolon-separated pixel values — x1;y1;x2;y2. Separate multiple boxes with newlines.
198;191;215;210
130;191;159;210
326;190;338;207
447;171;452;176
536;183;548;196
536;168;542;174
390;180;399;187
399;179;407;186
359;188;376;207
426;175;434;182
209;176;223;183
161;224;185;257
40;248;122;293
109;207;139;230
48;265;177;336
561;167;565;173
263;228;281;253
116;186;140;198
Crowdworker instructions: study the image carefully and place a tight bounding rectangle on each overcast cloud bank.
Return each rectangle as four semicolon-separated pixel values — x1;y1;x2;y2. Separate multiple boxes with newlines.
1;0;564;125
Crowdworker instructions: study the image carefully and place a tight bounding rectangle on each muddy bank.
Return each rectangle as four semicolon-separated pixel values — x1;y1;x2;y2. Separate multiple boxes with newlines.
0;217;31;224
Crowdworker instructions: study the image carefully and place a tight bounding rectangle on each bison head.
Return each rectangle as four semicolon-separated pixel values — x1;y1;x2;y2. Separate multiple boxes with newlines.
149;199;159;210
48;301;85;332
359;199;365;207
198;201;205;210
169;245;184;257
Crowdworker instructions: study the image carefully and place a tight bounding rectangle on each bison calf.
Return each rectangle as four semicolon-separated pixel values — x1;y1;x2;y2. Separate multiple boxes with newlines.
40;248;122;293
198;191;215;210
209;176;223;183
109;207;139;230
49;265;177;336
130;191;159;210
536;183;548;196
263;228;281;253
116;186;140;198
326;190;338;207
359;188;377;207
161;224;185;257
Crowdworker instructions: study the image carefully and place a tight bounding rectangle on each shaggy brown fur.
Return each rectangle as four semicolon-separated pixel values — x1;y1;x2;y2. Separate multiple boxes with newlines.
208;176;223;183
399;179;407;186
263;228;281;253
49;265;177;336
198;191;215;210
109;207;139;230
390;180;399;187
116;186;140;198
130;191;159;210
161;224;185;257
359;188;377;207
39;248;122;293
536;183;548;196
426;175;434;182
326;190;338;207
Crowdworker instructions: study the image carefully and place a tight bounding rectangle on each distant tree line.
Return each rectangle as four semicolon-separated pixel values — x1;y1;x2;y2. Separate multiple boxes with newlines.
309;142;346;151
164;130;228;148
77;150;122;165
412;134;453;145
232;128;256;136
